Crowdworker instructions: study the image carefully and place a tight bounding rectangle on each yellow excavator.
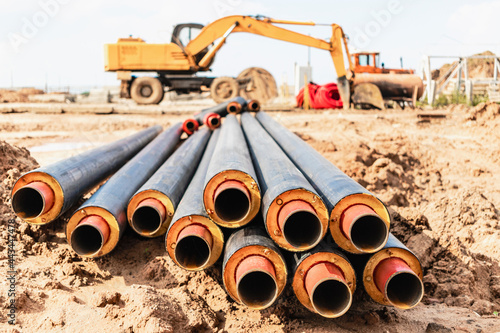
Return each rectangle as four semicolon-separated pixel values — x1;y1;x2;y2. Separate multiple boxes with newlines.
104;15;422;108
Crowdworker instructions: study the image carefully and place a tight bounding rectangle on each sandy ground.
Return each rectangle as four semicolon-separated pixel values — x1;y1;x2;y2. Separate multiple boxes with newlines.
0;102;499;332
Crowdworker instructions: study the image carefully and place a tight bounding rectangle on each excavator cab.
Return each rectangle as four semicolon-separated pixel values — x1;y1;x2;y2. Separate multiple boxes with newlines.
171;23;212;64
352;52;382;74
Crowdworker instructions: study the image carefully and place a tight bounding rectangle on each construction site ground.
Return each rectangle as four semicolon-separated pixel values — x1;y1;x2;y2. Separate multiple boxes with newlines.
1;102;499;332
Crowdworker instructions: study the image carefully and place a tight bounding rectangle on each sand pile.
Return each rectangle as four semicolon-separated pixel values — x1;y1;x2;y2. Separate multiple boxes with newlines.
432;51;497;83
0;141;39;221
466;101;500;122
1;127;499;332
323;139;500;315
0;88;44;103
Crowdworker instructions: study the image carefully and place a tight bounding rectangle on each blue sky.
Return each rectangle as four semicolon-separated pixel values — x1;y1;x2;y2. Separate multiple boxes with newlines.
1;0;499;90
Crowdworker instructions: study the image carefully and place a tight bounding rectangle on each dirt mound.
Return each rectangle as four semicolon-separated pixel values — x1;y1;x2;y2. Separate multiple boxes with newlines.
0;141;39;222
0;88;44;103
466;101;500;122
303;134;500;316
338;143;423;207
432;51;497;82
2;115;500;332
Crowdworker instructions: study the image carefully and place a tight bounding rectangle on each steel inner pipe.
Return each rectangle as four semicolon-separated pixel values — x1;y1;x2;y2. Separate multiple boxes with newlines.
245;99;261;112
204;114;260;228
182;119;199;135
240;112;328;252
203;113;221;130
130;198;166;235
66;123;183;258
128;128;212;238
235;255;278;308
70;215;110;256
290;238;356;318
223;226;287;310
12;181;54;219
196;96;248;120
357;233;424;309
174;224;213;269
255;111;390;254
305;262;351;317
340;204;388;252
166;129;224;271
11;126;163;225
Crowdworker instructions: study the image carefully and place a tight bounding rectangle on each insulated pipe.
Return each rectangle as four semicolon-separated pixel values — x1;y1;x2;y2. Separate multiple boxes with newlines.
198;96;248;119
70;215;110;256
175;224;213;269
223;227;287;310
66;124;183;258
340;204;388;253
182;112;222;135
11;126;163;225
130;198;166;236
166;129;224;271
255;111;390;254
182;119;199;135
12;181;54;219
203;114;260;228
182;96;247;135
202;113;221;130
290;238;356;318
227;96;247;114
240;112;328;252
361;233;424;309
245;99;261;112
128;128;212;238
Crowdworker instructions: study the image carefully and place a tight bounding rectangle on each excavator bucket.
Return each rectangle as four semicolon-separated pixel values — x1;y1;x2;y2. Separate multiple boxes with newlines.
352;83;385;110
337;76;350;110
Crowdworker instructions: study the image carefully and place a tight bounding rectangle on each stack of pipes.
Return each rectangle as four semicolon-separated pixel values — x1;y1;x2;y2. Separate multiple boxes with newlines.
11;96;423;318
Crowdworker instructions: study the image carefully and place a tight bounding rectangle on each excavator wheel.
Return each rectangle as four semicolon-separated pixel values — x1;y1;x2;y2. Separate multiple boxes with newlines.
351;83;385;110
210;76;239;103
237;67;278;103
130;77;164;105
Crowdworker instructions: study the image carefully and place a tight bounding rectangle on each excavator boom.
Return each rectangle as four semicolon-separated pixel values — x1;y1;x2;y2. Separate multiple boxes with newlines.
105;15;420;108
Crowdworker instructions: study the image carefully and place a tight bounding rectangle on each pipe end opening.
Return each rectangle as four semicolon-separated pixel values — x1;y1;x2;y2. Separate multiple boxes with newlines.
132;206;163;235
283;211;322;249
209;117;220;128
386;272;424;309
237;270;278;309
350;214;388;252
311;279;352;317
175;229;212;270
214;186;250;222
250;102;260;111
71;224;105;256
12;186;45;219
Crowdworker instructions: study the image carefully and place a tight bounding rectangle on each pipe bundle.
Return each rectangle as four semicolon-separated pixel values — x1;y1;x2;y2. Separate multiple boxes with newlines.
11;98;423;318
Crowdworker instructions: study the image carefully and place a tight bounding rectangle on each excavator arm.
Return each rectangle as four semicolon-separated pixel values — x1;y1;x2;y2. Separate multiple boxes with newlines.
185;15;352;106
